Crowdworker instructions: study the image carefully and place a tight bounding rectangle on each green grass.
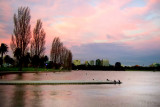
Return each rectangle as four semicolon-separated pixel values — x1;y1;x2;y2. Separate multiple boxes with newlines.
125;69;158;71
0;67;62;72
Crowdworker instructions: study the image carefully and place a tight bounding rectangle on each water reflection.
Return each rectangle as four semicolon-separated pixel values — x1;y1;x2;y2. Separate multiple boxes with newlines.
31;86;42;107
0;71;160;107
11;74;25;107
0;86;7;107
11;85;25;107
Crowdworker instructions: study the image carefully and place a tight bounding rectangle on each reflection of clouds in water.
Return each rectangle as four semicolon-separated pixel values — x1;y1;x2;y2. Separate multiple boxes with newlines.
0;71;160;106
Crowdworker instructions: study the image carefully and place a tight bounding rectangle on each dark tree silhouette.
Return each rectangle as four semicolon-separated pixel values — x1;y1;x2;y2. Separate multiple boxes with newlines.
4;55;11;64
30;19;46;57
31;55;40;67
44;55;48;62
10;7;31;70
61;47;72;70
14;48;21;65
50;37;63;64
4;55;14;65
39;55;49;67
23;52;31;67
115;62;121;70
65;50;72;70
0;43;8;66
0;57;2;67
50;37;72;70
115;62;121;67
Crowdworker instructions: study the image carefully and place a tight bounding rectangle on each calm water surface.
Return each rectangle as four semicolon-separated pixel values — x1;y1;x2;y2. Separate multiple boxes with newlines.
0;71;160;107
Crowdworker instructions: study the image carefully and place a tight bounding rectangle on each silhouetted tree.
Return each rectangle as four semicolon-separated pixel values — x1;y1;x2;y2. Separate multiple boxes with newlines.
10;7;31;70
4;55;11;64
23;52;31;67
50;37;63;64
14;48;21;66
39;55;48;67
0;57;2;67
46;61;54;69
4;55;10;64
44;55;48;62
50;37;72;70
30;19;46;57
31;55;40;67
115;62;121;70
10;58;15;66
65;50;72;70
0;43;8;66
115;62;121;67
4;55;15;65
59;46;66;65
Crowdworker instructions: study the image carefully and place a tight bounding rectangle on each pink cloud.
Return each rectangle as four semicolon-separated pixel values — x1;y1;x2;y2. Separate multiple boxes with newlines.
0;1;12;21
0;0;160;57
39;0;160;52
124;33;160;51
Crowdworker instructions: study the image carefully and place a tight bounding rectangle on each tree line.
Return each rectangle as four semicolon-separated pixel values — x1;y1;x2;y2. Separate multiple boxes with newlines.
0;6;72;71
72;62;160;71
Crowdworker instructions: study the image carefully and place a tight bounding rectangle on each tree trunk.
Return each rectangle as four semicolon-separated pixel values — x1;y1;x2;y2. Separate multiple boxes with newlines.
1;53;3;67
19;57;22;71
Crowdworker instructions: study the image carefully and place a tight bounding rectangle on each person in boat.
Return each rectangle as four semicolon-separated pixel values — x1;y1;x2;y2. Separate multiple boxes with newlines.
114;80;116;84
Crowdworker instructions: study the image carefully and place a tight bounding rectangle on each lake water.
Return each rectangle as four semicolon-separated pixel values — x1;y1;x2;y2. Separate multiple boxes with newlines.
0;71;160;107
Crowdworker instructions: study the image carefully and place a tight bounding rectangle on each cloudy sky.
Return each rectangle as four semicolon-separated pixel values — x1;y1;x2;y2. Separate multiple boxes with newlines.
0;0;160;66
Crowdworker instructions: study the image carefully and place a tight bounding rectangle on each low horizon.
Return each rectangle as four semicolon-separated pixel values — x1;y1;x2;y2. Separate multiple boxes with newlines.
0;0;160;66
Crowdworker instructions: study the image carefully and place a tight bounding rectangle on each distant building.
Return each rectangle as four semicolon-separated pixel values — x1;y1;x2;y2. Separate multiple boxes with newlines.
73;60;81;66
89;60;94;66
134;65;141;67
102;59;109;66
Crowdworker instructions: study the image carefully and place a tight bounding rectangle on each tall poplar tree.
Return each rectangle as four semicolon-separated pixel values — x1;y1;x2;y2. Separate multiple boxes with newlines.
50;37;72;70
30;19;46;57
10;7;31;70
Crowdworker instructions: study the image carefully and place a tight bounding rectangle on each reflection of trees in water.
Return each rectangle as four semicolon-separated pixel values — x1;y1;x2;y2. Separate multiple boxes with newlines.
31;86;42;107
0;74;3;79
0;86;7;107
12;85;25;107
11;74;25;107
0;74;25;107
11;74;42;107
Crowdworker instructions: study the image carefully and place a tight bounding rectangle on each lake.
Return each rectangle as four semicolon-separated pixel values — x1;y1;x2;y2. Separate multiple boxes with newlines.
0;71;160;107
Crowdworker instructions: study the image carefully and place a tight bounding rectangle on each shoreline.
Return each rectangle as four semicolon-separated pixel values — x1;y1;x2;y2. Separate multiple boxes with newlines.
0;70;159;75
0;80;122;85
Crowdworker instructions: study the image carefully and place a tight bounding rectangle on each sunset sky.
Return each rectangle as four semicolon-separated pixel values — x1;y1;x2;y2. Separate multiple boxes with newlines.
0;0;160;66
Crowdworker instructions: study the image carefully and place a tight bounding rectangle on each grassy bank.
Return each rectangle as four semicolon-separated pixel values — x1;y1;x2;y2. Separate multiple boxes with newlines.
0;67;62;72
0;67;159;72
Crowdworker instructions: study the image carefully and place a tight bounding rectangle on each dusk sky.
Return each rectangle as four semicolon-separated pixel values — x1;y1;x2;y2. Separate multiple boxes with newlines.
0;0;160;66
